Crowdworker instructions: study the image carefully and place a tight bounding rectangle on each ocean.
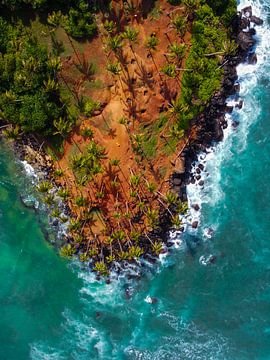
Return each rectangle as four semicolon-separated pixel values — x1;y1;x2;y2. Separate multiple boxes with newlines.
1;0;270;359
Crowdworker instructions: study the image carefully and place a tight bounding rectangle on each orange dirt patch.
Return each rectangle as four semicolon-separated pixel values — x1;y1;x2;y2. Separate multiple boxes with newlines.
55;0;192;245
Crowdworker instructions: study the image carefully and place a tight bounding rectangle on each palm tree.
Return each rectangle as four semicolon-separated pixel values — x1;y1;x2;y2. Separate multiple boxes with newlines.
128;245;143;259
151;241;163;255
37;181;53;193
94;261;108;276
57;188;70;200
2;125;21;141
165;191;179;205
204;40;238;57
44;78;59;92
172;215;182;230
168;43;186;63
161;63;177;78
103;19;115;34
146;208;159;228
145;34;159;51
60;244;76;258
44;194;55;206
53;117;73;138
107;61;121;76
171;14;187;37
107;34;123;55
130;174;140;188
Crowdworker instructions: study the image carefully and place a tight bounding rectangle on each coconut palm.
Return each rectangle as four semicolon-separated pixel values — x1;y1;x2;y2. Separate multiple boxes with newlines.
151;241;163;255
171;14;187;37
53;117;73;138
60;244;76;258
146;208;159;228
44;194;55;206
103;19;115;34
128;245;143;259
168;43;186;63
130;174;140;188
37;181;53;193
145;34;159;50
79;252;89;262
2;125;21;141
161;63;177;78
122;26;139;47
57;188;70;200
43;78;59;92
172;215;182;229
94;261;108;276
107;34;123;54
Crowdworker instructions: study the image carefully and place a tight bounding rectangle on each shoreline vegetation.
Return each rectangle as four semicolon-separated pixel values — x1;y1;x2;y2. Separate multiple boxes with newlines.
0;0;262;277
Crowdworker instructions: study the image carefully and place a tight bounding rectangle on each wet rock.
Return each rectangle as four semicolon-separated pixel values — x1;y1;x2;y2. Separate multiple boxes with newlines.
237;31;256;52
234;83;240;92
195;175;201;181
241;6;252;17
239;17;250;30
196;168;201;174
198;180;204;186
192;221;199;229
248;52;257;64
192;204;200;211
250;15;263;25
198;163;204;171
236;99;243;109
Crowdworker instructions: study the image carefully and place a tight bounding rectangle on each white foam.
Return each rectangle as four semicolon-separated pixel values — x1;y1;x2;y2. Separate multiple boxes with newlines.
21;160;38;180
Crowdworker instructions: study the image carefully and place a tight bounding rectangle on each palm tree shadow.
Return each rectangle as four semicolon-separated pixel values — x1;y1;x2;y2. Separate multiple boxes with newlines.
135;63;154;90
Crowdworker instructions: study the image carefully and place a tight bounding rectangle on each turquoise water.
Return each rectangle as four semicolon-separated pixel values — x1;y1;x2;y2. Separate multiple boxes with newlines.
1;1;270;359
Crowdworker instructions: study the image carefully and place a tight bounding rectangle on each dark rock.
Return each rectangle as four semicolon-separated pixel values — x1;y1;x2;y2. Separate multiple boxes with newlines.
236;99;243;109
198;180;204;186
250;15;263;25
234;83;240;92
192;221;199;229
248;28;256;36
214;119;224;141
232;121;239;128
239;17;250;30
237;31;256;52
209;255;217;264
172;178;181;186
195;175;201;181
225;105;233;113
151;297;158;304
241;6;252;17
198;163;204;171
196;168;201;174
192;204;200;211
248;52;257;64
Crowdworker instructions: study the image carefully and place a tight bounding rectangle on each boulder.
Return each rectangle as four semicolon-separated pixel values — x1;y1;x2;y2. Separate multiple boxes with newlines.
241;6;252;17
237;31;256;52
250;15;263;25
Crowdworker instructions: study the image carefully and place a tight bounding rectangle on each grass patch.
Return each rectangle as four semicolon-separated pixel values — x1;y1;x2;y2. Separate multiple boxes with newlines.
140;113;169;159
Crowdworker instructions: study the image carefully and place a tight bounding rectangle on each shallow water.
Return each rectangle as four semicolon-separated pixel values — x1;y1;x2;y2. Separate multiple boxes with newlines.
1;1;270;359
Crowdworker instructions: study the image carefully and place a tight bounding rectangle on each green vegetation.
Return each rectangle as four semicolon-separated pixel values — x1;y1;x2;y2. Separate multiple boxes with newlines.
170;0;237;132
0;18;67;135
1;0;97;39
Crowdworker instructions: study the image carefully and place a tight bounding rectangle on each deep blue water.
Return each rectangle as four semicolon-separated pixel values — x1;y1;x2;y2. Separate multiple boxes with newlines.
1;1;270;359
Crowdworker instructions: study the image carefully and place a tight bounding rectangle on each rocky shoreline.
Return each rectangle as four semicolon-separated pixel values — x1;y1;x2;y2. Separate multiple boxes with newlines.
170;6;263;219
0;6;263;278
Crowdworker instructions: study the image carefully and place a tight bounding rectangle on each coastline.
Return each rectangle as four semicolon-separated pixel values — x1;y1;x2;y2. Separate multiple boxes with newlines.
176;6;263;231
0;4;263;278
